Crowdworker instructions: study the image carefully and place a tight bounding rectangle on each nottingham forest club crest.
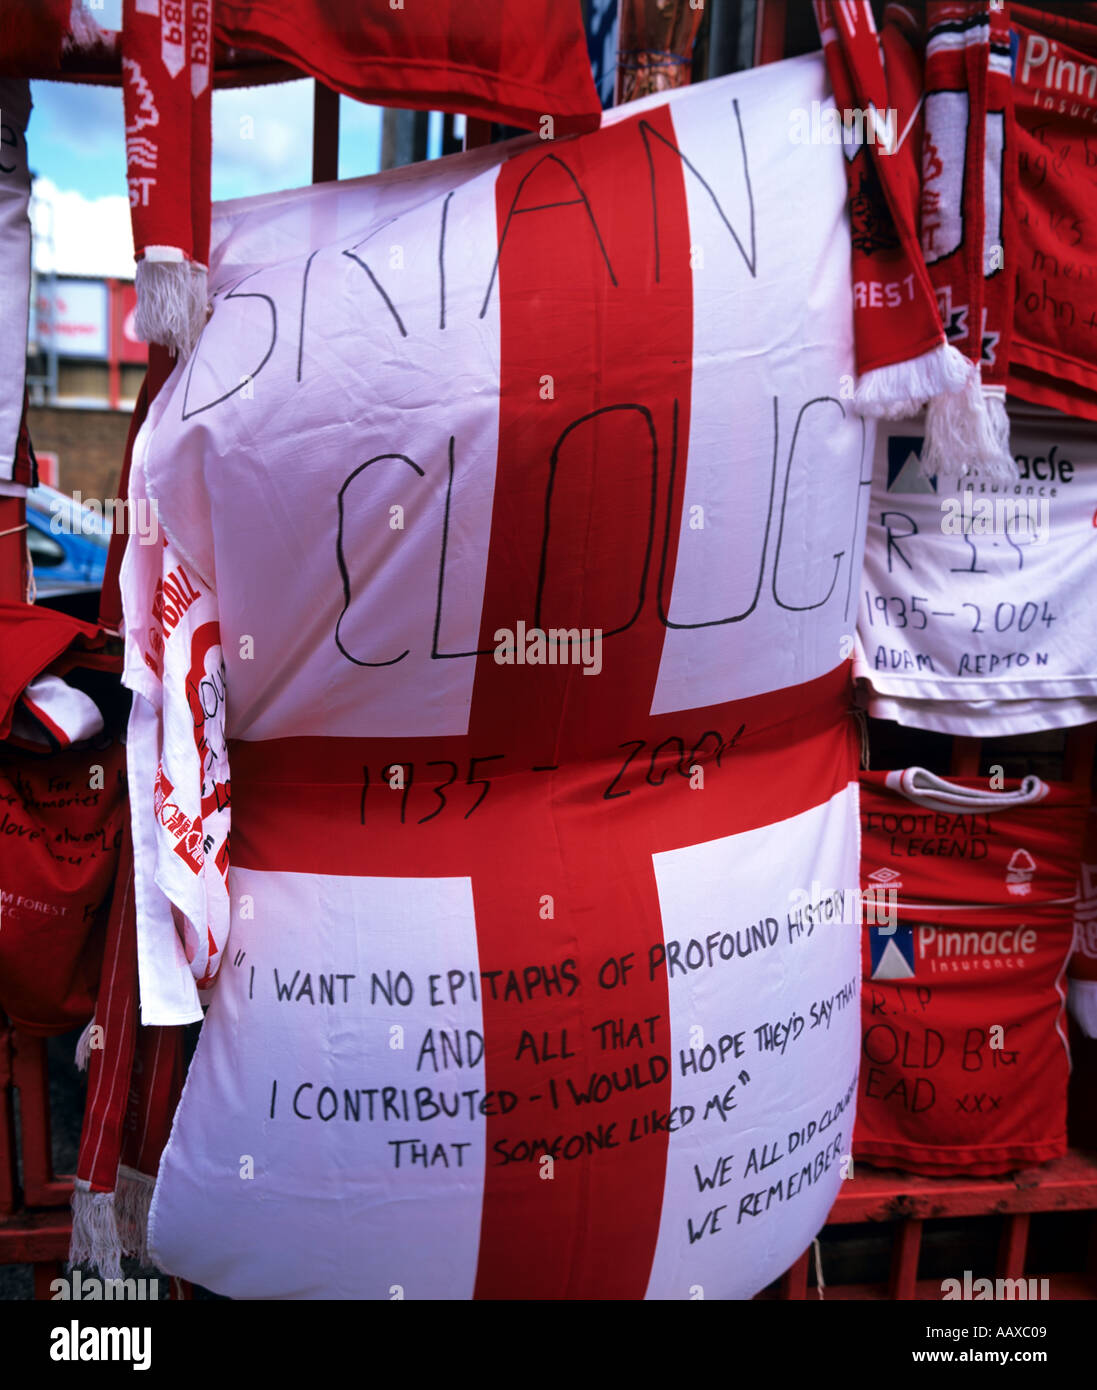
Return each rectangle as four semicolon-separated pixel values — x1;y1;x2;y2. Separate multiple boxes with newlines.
1006;848;1036;897
850;161;901;257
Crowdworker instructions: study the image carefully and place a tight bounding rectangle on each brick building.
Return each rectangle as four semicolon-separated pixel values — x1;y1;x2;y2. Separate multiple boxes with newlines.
27;274;145;500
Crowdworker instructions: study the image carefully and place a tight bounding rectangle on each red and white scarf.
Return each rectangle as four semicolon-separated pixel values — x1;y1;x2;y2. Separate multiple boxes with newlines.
70;817;183;1279
70;351;183;1280
121;0;212;358
815;1;1016;478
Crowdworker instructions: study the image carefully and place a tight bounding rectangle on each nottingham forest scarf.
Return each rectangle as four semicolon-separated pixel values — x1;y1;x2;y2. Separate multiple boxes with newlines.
121;0;212;359
70;817;183;1280
69;350;184;1281
815;1;1016;479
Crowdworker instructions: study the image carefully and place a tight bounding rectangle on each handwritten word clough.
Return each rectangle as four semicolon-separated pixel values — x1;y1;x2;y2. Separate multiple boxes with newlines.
182;108;866;682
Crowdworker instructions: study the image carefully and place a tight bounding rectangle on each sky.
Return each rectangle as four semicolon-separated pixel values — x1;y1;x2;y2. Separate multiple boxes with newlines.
25;25;442;278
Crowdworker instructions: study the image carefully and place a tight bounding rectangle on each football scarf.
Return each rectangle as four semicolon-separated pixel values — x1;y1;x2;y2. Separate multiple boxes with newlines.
857;768;1085;1175
121;0;212;358
68;347;187;1280
813;2;1015;480
920;2;1016;476
70;817;183;1280
854;403;1097;735
127;56;870;1300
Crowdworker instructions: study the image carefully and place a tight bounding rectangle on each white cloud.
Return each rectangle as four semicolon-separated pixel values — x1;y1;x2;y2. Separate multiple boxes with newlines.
31;175;135;278
211;81;313;199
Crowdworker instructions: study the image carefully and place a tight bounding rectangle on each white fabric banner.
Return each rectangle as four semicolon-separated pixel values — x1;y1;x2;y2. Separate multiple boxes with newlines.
130;53;870;1299
855;405;1097;734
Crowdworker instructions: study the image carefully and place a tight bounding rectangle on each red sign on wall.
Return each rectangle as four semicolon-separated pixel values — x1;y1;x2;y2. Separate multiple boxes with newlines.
111;281;146;364
35;449;59;488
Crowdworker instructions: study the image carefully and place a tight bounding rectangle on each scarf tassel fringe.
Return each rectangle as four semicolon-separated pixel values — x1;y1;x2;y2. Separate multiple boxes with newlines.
853;341;972;420
134;257;208;360
855;344;1017;481
69;1168;155;1281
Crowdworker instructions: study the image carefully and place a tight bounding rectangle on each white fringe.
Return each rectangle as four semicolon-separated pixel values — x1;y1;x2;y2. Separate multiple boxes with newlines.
74;1018;95;1071
69;1169;156;1279
134;257;209;360
981;388;1015;478
853;342;973;420
920;372;1018;481
69;1183;123;1282
115;1166;155;1266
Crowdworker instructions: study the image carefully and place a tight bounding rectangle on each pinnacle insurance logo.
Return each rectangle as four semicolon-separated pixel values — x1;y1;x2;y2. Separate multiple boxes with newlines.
872;921;1040;979
885;435;1055;544
869;921;916;981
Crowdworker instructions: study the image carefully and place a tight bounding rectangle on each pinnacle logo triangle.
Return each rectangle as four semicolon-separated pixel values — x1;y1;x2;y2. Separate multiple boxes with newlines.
886;436;937;493
869;924;915;979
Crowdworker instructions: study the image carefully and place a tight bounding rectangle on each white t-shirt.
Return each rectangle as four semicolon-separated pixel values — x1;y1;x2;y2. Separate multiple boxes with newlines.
855;403;1097;734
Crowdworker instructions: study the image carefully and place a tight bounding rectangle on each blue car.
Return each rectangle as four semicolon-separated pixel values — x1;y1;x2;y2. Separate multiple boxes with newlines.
25;485;110;600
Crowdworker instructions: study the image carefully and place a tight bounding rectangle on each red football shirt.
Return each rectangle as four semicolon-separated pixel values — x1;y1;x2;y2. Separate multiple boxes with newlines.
856;768;1085;1175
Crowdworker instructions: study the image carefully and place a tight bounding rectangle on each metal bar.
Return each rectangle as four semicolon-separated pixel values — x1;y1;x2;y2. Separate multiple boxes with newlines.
11;1031;71;1208
0;1214;72;1263
107;276;121;411
708;0;744;79
950;736;981;777
753;0;788;65
1088;1212;1097;1283
0;1020;17;1215
0;498;26;602
831;1150;1097;1223
997;1212;1030;1279
1065;723;1097;787
311;81;340;184
464;118;493;150
889;1218;922;1299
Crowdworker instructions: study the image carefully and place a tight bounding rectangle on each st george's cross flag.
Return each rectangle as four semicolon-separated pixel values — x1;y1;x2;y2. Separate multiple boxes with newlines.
122;54;873;1300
